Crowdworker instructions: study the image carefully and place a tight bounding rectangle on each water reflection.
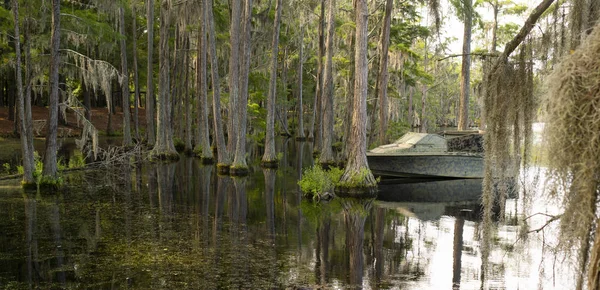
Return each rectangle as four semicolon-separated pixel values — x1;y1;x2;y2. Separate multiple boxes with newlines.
0;141;576;289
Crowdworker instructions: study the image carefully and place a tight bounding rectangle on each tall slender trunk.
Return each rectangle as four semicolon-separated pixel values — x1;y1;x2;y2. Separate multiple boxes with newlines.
146;0;156;145
420;38;429;133
183;36;192;153
150;0;178;159
261;0;283;166
132;6;140;140
119;6;132;146
42;0;61;178
318;0;336;166
206;0;229;169
12;0;34;184
232;0;253;173
195;0;213;162
338;0;376;193
228;0;242;157
377;0;393;144
310;0;326;147
296;24;306;140
24;16;34;180
458;0;472;131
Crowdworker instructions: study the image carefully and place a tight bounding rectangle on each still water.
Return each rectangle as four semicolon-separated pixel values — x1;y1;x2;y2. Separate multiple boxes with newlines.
0;140;576;289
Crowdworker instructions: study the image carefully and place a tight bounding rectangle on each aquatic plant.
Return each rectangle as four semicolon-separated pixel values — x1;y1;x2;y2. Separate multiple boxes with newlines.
298;165;343;200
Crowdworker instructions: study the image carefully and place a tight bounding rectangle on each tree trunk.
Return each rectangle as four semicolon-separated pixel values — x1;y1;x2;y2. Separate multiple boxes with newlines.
318;0;336;166
150;0;178;160
183;36;192;154
12;0;34;184
23;15;34;181
420;38;429;133
338;0;376;194
309;0;326;146
408;86;413;129
146;0;156;145
452;218;465;288
83;82;91;120
296;24;306;141
261;0;283;166
376;0;393;145
119;6;132;146
42;0;60;179
458;0;472;131
206;0;230;170
231;0;253;173
132;6;140;140
195;0;213;162
228;0;242;159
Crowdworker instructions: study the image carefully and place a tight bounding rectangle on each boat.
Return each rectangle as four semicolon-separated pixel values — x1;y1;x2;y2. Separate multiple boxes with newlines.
367;132;484;178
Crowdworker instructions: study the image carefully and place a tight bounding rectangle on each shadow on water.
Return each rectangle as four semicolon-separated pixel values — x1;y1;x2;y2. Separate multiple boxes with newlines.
0;138;567;289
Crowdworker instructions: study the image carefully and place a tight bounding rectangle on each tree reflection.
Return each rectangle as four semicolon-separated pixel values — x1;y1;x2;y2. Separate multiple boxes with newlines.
24;193;39;288
342;198;374;288
453;217;465;289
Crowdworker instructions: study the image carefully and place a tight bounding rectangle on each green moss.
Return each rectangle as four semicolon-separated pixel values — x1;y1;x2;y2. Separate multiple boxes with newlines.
229;165;249;176
148;151;180;162
217;163;230;175
332;142;343;152
260;160;279;168
335;168;379;198
173;138;185;152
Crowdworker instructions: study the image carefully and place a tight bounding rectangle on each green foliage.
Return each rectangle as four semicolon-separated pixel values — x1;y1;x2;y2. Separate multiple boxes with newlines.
336;168;380;189
3;163;10;175
298;165;344;200
69;152;86;169
386;120;410;142
173;138;185;152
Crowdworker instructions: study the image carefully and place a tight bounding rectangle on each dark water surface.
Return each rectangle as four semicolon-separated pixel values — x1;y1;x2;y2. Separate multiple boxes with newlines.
0;140;573;289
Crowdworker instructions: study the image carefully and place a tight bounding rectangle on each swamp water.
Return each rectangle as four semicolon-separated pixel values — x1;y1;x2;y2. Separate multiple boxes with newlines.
0;140;577;289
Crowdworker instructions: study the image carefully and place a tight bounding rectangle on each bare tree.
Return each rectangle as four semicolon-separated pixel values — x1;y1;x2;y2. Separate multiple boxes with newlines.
194;0;213;163
231;0;254;175
227;0;242;156
296;23;306;141
206;0;230;171
42;0;61;179
458;0;473;131
150;0;178;160
262;0;283;167
146;0;156;145
119;6;132;146
338;0;376;194
132;5;141;140
12;0;34;184
376;0;393;143
319;0;336;166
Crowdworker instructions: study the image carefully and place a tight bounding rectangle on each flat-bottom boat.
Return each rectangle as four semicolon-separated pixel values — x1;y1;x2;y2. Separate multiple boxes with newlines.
367;132;483;178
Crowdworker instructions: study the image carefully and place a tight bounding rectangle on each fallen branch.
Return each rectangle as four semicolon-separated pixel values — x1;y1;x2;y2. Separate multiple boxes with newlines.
437;52;499;61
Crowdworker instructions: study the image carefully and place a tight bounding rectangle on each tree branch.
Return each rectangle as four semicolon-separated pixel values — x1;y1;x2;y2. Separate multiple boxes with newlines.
527;214;562;233
437;52;499;61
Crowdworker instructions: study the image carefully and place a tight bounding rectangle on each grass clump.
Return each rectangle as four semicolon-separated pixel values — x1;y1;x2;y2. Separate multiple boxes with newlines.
298;165;344;201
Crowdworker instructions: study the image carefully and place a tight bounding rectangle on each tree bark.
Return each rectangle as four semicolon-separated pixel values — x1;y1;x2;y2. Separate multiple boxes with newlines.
296;24;306;140
206;0;229;169
183;36;192;154
12;0;34;184
318;0;336;166
458;0;472;131
309;0;326;147
338;0;376;193
228;0;242;159
119;6;132;146
42;0;61;178
375;0;393;144
146;0;156;145
232;0;253;173
195;0;213;162
23;15;34;181
261;0;283;166
150;0;178;159
420;38;429;133
132;6;140;140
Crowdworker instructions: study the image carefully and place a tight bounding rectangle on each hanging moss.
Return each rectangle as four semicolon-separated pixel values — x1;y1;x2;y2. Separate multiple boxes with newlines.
544;22;600;290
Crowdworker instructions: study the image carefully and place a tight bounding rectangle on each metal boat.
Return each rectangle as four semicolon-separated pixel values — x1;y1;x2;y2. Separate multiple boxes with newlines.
367;132;483;178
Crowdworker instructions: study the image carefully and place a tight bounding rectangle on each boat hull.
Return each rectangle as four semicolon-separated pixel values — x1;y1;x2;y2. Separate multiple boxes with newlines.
367;153;484;178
